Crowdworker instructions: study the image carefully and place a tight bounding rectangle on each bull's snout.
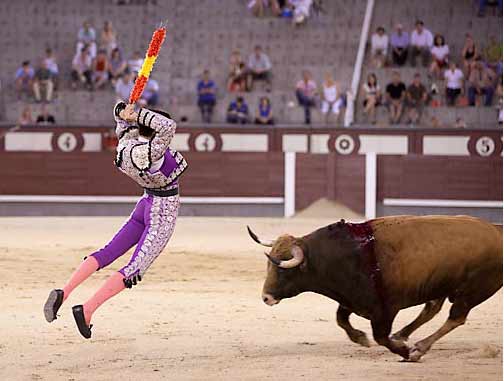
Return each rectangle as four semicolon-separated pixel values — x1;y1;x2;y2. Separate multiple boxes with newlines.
262;293;280;306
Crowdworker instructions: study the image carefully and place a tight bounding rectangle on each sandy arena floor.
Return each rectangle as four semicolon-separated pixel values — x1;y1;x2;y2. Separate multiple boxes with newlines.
0;216;501;381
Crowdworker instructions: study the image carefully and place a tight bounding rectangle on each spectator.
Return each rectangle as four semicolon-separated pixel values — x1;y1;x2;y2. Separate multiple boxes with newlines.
496;81;503;123
43;48;59;77
140;78;160;107
429;34;450;79
18;105;33;125
197;70;217;123
361;73;381;124
390;23;409;66
128;51;143;75
14;60;34;99
36;104;56;124
477;0;503;17
320;72;343;124
406;73;428;124
100;21;117;57
290;0;313;25
71;46;93;90
484;35;503;74
444;62;465;106
385;71;406;124
227;50;247;92
76;20;97;58
295;70;318;124
461;33;478;78
255;96;274;125
33;60;54;103
410;20;433;67
92;49;110;90
247;45;272;91
226;96;249;124
109;48;128;85
114;70;134;101
468;59;497;106
248;0;281;17
370;26;389;68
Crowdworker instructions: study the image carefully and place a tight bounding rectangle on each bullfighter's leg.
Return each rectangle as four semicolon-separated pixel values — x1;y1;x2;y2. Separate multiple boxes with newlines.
371;310;411;360
391;298;445;341
336;305;371;347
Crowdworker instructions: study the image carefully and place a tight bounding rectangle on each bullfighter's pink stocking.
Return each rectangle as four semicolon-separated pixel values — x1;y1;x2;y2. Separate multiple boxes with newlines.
62;256;99;302
83;272;126;325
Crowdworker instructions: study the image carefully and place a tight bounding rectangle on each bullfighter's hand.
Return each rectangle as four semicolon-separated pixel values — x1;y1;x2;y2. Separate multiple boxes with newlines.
119;103;138;123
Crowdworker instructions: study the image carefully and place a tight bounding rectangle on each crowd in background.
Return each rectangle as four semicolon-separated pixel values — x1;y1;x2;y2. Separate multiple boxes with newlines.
365;17;503;125
14;20;159;125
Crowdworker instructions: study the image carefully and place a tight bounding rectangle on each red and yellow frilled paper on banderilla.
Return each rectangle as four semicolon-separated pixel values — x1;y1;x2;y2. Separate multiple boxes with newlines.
128;26;167;104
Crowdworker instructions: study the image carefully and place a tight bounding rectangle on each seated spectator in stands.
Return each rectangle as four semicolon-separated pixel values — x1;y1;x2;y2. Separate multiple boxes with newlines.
406;73;428;125
197;70;217;123
227;96;249;124
410;20;433;67
92;49;110;90
33;60;54;103
477;0;503;17
296;70;318;124
362;73;381;124
390;23;409;66
484;35;503;74
444;62;465;106
385;71;406;124
36;104;56;125
321;72;343;124
128;51;143;75
43;48;59;78
290;0;313;25
461;33;478;78
255;96;274;125
247;45;272;91
248;0;281;17
100;21;117;57
429;34;449;79
71;46;93;90
370;26;388;68
15;61;34;100
468;59;497;106
76;20;97;58
114;70;134;101
140;78;159;107
497;81;503;123
109;48;128;86
227;50;247;92
18;105;33;126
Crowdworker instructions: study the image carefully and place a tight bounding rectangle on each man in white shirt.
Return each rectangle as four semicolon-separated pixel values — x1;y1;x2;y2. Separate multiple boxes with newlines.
114;70;134;102
409;20;433;67
444;62;465;106
247;45;273;91
371;26;389;68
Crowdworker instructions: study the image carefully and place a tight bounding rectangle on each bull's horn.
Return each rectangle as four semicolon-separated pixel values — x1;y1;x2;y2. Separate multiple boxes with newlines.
278;245;304;269
247;226;273;247
264;252;282;266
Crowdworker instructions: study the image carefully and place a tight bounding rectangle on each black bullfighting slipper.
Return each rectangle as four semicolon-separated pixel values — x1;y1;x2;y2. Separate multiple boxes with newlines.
43;289;64;323
72;305;93;339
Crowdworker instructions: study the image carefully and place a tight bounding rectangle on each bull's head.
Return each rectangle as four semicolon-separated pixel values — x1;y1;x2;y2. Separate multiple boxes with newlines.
247;226;307;306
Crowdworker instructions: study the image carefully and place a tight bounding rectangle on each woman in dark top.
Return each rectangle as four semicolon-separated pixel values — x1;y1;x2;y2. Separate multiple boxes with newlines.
255;97;274;125
462;33;478;78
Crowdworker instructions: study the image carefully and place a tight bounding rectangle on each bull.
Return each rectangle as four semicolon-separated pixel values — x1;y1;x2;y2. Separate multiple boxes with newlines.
247;215;502;361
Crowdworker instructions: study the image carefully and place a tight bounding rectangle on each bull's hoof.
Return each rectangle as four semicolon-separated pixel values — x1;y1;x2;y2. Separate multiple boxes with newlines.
350;330;371;348
408;347;424;362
